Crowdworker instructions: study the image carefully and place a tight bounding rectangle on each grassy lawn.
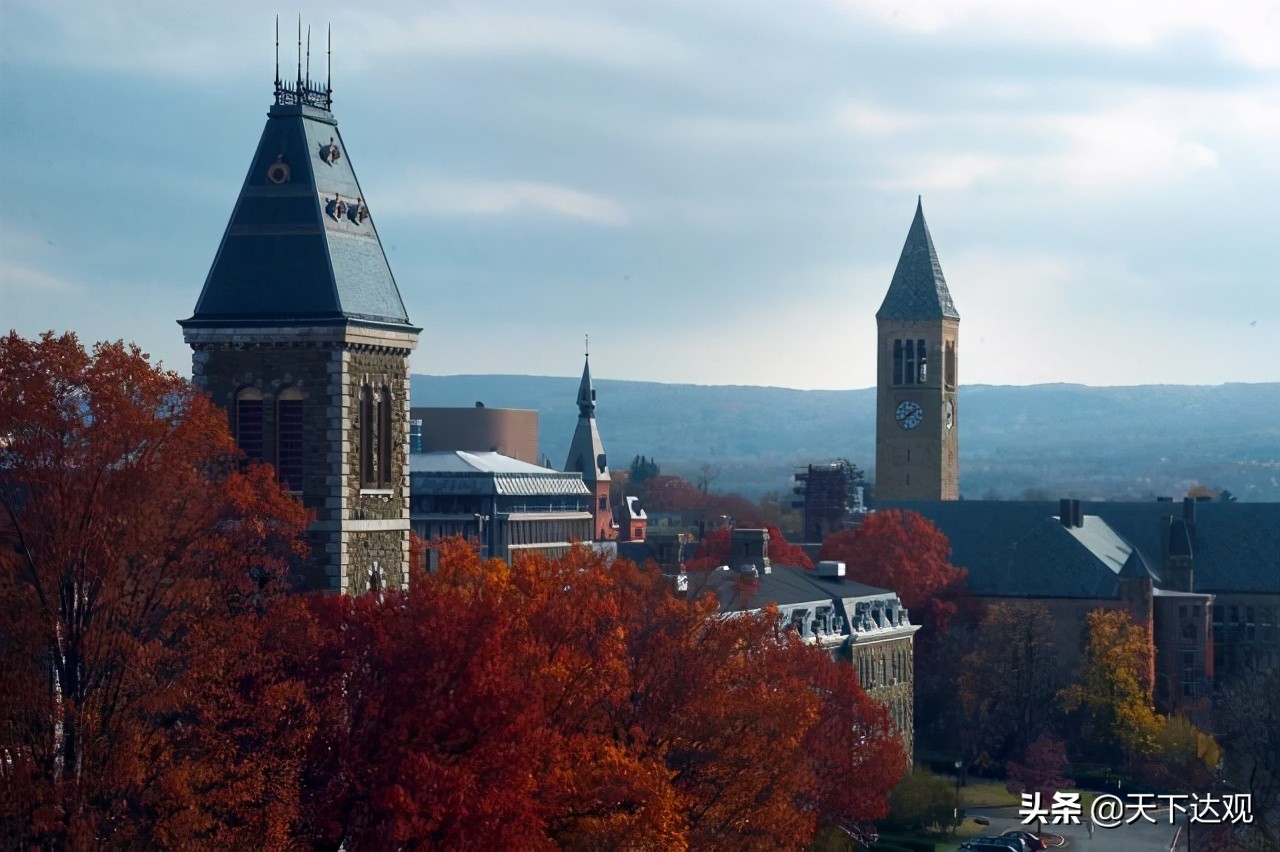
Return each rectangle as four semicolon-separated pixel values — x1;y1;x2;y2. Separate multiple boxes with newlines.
957;780;1019;808
956;779;1100;811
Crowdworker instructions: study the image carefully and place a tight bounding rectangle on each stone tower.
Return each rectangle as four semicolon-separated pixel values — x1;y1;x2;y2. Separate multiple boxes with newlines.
179;68;420;594
564;352;616;541
874;199;959;502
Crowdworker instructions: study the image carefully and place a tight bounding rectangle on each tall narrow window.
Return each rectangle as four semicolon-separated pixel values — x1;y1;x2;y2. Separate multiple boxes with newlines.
378;386;393;486
360;384;375;487
945;341;956;389
276;387;304;492
892;339;903;385
917;339;927;383
903;339;915;385
235;388;264;462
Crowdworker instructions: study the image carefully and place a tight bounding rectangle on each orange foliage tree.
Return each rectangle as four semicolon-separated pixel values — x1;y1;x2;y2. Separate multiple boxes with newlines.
1059;608;1163;767
820;510;968;633
295;538;902;847
0;332;313;847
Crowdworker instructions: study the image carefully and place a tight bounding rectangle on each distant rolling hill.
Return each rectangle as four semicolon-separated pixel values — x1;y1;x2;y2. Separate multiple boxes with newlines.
411;375;1280;502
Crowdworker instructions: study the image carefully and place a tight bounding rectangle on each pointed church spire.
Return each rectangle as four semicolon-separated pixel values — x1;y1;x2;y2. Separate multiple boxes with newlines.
876;198;960;322
565;345;609;485
577;344;596;418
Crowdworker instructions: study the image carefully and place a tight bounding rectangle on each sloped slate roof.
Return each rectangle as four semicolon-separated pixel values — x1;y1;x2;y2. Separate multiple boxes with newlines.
886;500;1280;596
876;199;960;322
411;450;558;475
712;564;895;612
182;101;414;330
410;451;590;497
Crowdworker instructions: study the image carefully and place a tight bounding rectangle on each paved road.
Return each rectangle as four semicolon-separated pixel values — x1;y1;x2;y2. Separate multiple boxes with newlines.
950;806;1182;852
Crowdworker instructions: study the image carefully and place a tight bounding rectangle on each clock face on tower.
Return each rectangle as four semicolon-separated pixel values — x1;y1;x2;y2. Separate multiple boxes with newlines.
895;401;924;430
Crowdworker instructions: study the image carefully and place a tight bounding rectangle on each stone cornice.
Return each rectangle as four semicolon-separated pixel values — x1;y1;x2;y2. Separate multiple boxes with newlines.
184;325;419;353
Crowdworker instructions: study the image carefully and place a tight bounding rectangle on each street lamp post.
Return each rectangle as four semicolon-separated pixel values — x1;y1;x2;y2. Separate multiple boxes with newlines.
954;759;963;833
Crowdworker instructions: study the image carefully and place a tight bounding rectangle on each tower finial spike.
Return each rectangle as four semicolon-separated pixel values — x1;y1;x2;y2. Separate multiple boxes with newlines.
274;15;280;87
585;333;589;358
296;15;302;85
306;25;312;86
327;23;332;95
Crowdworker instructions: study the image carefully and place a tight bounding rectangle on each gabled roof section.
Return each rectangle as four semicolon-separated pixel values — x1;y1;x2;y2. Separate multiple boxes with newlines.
876;198;960;322
886;500;1280;595
181;95;415;331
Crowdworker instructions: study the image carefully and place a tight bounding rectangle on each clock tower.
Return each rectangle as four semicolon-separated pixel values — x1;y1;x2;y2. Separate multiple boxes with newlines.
874;199;960;502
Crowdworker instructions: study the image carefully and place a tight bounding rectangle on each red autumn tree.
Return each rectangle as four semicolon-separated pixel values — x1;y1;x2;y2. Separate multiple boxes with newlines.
1006;734;1073;834
688;524;813;570
295;538;901;848
296;537;555;849
796;643;907;836
820;510;967;633
0;331;313;848
639;474;709;514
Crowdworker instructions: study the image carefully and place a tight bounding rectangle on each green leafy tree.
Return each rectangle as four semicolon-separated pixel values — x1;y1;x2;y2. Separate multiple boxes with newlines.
628;454;660;484
1142;714;1219;791
885;768;955;832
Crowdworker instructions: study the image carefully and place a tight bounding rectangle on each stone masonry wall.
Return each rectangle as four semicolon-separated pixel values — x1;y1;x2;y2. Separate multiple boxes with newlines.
190;337;412;594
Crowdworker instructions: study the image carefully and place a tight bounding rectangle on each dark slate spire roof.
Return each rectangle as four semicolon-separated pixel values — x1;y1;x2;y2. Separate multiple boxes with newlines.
576;354;596;417
876;198;960;322
180;86;416;331
564;355;610;484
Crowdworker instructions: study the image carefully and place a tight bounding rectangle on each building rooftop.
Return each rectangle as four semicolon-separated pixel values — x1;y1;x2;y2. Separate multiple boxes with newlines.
411;450;556;475
411;451;590;497
181;92;415;332
885;500;1280;596
876;198;960;322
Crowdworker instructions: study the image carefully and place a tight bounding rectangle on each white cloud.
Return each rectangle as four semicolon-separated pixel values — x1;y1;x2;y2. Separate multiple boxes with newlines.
0;1;695;78
349;6;695;69
835;83;1267;196
0;262;81;300
0;227;83;303
842;0;1280;70
872;154;1004;192
377;177;629;226
1049;108;1219;190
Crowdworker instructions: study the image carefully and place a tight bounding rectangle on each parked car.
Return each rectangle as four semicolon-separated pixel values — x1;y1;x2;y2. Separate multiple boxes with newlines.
960;837;1029;852
1001;829;1047;851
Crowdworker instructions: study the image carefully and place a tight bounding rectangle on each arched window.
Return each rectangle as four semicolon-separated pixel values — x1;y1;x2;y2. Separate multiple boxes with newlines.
945;340;956;389
360;384;375;487
916;339;927;383
235;388;264;462
892;339;903;385
378;385;393;486
276;387;304;492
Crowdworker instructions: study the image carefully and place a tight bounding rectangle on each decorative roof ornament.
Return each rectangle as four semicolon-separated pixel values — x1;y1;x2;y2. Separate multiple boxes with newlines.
320;137;341;165
274;15;333;111
265;154;291;185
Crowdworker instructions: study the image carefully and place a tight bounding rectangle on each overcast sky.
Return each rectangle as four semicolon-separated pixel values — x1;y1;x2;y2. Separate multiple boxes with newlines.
2;0;1277;389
